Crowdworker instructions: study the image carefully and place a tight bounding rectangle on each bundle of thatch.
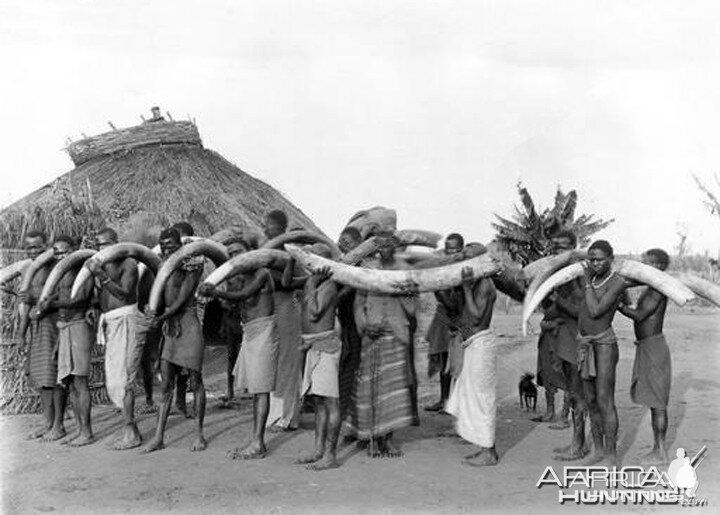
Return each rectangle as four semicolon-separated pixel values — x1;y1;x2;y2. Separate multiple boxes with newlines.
0;110;323;414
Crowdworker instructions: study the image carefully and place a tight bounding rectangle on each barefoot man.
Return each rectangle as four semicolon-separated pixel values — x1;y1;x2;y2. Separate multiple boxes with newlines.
287;244;343;470
618;248;672;464
445;243;500;467
144;228;206;452
217;238;247;407
578;240;628;467
35;236;95;446
199;238;277;459
22;232;65;441
85;227;144;450
263;210;304;432
543;230;588;461
349;232;416;458
425;233;465;413
336;227;362;425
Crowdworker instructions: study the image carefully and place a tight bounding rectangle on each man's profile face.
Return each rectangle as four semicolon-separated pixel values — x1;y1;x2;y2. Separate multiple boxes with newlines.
159;237;181;257
227;243;248;259
551;236;574;254
444;238;463;255
588;248;612;276
263;218;285;239
24;236;46;259
96;232;116;250
53;241;73;261
338;233;360;254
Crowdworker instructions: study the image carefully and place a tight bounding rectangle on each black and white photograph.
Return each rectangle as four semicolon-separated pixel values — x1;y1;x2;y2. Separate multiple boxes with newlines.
1;1;719;513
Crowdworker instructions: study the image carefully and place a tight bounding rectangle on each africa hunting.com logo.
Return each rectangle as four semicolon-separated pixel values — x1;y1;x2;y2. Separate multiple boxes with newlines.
536;446;709;507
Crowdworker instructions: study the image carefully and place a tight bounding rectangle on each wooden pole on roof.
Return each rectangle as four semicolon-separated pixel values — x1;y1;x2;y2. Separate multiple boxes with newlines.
108;121;117;131
166;111;174;121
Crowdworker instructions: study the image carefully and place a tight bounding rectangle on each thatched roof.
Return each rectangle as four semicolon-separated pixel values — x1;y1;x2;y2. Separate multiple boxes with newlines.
1;119;322;246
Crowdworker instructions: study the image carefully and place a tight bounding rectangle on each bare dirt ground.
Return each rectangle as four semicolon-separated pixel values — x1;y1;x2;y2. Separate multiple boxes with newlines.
1;307;719;514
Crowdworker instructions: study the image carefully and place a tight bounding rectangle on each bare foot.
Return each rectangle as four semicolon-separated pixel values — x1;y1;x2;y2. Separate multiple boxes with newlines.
227;443;266;460
295;452;324;465
639;448;669;465
549;419;571;430
381;439;403;458
69;434;95;447
113;425;142;450
41;427;66;442
463;447;499;467
531;413;557;423
142;437;165;453
307;455;340;471
60;432;79;445
424;400;444;412
190;436;207;452
26;426;51;440
580;450;606;466
267;424;296;434
554;444;590;461
138;403;158;415
367;439;383;458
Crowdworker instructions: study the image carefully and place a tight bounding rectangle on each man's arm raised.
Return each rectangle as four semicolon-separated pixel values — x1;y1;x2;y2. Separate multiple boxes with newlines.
92;259;138;302
308;276;338;322
618;288;665;322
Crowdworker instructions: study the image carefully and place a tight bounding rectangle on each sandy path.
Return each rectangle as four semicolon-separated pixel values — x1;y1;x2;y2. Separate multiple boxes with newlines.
1;309;718;514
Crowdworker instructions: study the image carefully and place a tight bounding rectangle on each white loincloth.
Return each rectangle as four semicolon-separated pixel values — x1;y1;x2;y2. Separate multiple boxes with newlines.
97;304;141;408
445;329;497;448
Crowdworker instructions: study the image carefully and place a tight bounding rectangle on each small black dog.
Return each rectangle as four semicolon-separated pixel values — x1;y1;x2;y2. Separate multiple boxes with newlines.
519;372;537;411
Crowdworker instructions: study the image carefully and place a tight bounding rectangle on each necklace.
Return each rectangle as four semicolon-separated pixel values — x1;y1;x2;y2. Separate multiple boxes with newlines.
591;271;615;289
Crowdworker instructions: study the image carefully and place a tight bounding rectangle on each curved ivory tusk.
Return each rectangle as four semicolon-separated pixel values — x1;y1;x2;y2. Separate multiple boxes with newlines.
17;249;56;325
71;242;161;299
615;260;694;306
394;230;442;248
522;260;697;336
523;250;587;307
522;262;584;336
140;236;203;278
202;249;289;287
261;231;341;260
148;240;229;313
676;273;720;306
19;249;56;294
39;249;97;304
285;243;500;294
522;250;587;282
0;258;32;284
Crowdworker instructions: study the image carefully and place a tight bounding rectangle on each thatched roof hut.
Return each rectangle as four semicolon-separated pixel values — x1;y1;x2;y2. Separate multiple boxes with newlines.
0;109;322;246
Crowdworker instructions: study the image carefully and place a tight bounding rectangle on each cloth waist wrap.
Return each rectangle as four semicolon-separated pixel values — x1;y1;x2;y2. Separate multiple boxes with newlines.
162;305;204;371
57;317;94;382
445;329;497;448
234;315;279;394
576;327;617;380
97;304;141;408
631;333;671;408
301;329;342;398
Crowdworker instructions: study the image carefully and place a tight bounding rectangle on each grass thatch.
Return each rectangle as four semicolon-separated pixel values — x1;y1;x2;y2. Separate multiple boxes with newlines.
3;143;323;242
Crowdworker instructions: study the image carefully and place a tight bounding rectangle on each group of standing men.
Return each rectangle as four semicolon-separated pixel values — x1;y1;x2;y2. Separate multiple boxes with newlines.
7;213;675;470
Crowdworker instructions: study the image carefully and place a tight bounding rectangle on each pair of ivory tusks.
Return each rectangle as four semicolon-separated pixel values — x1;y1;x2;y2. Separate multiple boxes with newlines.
147;240;229;313
16;249;56;324
285;244;500;294
261;231;342;260
202;249;289;287
0;258;32;284
71;243;162;299
341;229;442;265
521;260;697;336
522;250;587;308
38;249;97;304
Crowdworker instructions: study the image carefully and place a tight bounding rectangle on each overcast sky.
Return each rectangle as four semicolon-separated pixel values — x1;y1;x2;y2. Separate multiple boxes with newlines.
2;0;720;255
